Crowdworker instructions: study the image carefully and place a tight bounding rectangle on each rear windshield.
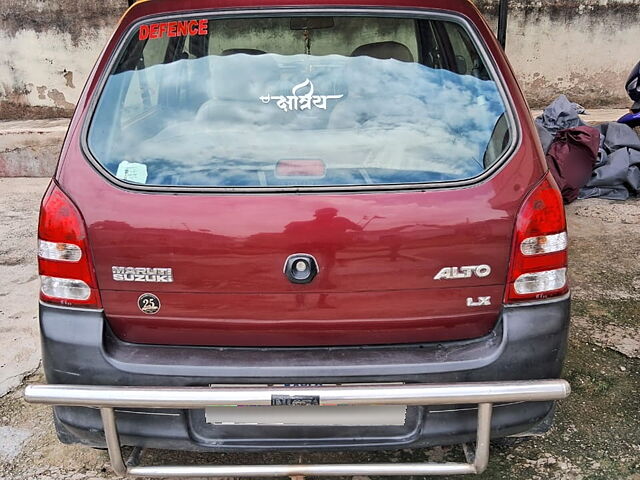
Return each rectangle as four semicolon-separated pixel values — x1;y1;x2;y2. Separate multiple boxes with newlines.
87;14;513;189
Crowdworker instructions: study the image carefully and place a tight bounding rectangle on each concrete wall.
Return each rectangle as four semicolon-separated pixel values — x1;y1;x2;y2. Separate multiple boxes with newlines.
478;0;640;107
0;0;122;118
0;0;639;117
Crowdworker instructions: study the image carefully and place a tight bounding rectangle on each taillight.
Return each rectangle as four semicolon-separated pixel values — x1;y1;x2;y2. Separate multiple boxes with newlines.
505;173;569;303
38;183;101;308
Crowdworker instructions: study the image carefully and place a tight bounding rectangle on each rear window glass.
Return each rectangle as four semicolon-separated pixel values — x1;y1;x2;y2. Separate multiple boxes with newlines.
87;14;513;189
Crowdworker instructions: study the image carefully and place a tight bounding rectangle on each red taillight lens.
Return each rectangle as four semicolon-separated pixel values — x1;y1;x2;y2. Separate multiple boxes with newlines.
38;183;101;308
505;173;569;303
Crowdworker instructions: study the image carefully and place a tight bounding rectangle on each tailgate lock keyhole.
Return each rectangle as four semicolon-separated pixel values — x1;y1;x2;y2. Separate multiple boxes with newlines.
284;254;319;284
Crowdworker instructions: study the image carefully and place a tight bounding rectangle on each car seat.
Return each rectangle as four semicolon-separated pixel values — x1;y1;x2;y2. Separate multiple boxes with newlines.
350;41;414;63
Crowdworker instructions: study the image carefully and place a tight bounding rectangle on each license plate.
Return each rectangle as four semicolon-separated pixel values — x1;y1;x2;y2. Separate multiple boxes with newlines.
205;383;407;426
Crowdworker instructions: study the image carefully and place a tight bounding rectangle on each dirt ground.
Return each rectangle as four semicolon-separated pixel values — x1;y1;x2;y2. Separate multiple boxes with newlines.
0;177;638;480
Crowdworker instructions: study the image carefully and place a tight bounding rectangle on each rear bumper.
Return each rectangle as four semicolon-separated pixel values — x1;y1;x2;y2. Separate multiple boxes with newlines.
25;381;570;478
39;295;570;451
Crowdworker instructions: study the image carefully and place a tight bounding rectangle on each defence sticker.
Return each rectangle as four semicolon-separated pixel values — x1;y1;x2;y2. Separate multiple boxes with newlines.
138;293;161;315
139;19;208;41
116;161;148;184
260;79;343;112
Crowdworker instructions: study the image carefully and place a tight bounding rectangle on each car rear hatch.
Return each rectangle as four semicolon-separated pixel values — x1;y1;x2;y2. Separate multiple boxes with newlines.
72;9;536;347
89;187;516;346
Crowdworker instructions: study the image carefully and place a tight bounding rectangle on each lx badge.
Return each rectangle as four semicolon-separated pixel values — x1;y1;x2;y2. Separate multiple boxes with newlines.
467;296;492;307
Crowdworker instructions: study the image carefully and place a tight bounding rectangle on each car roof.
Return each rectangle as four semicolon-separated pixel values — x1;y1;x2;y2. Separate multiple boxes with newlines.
123;0;482;21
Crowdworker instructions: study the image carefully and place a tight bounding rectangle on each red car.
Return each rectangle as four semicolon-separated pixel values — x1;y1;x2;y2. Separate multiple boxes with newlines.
26;0;571;476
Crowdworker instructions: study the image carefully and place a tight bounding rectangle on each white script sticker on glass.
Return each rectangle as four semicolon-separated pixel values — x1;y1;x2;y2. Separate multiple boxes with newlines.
260;79;343;112
116;161;148;184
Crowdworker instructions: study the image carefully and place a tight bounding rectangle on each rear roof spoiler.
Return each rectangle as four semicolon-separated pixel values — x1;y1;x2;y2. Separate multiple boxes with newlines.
125;0;509;48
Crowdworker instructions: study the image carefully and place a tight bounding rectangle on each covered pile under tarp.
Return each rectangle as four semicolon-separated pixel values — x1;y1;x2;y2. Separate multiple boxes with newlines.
546;126;599;204
580;123;640;200
536;95;640;202
535;95;586;153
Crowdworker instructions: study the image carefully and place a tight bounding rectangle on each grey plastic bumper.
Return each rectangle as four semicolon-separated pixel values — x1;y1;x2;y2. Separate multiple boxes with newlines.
38;296;570;451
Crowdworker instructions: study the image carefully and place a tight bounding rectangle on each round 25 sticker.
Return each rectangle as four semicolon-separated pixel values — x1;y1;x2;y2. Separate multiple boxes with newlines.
138;293;161;315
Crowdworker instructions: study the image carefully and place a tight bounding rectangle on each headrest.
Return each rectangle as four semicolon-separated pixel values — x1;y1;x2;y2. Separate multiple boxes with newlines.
221;48;267;56
351;41;414;63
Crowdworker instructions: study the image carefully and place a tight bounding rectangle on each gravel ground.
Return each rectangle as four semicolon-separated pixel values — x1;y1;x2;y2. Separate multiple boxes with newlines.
0;178;44;396
0;178;638;480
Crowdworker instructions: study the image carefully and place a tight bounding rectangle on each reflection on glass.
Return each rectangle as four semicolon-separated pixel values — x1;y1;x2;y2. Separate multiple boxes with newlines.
88;20;510;188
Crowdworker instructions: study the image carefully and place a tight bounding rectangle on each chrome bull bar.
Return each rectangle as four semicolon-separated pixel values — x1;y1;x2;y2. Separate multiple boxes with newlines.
24;380;570;478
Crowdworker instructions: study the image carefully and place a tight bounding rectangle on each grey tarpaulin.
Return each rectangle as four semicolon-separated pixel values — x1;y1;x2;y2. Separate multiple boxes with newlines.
536;123;556;155
535;95;586;153
579;122;640;200
536;95;640;200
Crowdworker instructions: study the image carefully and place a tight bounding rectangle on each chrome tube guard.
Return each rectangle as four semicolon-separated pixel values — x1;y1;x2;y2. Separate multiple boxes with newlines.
24;380;570;478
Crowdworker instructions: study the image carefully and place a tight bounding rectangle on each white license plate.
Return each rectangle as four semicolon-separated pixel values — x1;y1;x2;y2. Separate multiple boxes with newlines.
205;384;407;426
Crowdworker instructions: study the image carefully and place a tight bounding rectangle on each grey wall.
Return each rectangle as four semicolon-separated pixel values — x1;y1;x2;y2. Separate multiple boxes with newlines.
0;0;122;118
478;0;640;107
1;0;639;118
